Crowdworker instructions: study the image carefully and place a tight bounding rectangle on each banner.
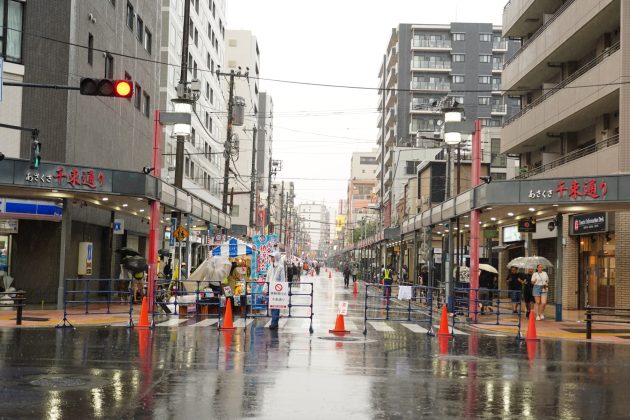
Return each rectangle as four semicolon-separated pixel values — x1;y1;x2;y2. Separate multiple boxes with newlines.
252;234;278;279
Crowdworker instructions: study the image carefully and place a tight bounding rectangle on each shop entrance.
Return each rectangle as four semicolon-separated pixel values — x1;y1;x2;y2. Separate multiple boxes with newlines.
579;234;616;308
0;235;11;276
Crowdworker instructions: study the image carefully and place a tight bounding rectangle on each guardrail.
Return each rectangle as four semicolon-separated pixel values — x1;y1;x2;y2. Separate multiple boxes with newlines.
57;278;135;328
363;284;446;336
152;279;224;328
585;306;630;340
453;287;524;339
0;290;26;325
244;281;314;333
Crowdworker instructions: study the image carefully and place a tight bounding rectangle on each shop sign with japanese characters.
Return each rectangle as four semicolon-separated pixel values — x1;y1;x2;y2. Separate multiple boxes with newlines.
17;162;113;192
521;177;616;203
269;281;289;309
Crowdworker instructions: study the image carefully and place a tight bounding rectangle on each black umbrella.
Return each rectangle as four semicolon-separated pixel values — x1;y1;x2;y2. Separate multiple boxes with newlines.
158;249;171;257
116;247;140;257
122;255;148;274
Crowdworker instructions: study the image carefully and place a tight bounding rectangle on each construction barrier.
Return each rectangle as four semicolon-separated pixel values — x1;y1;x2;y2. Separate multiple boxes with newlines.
0;290;26;325
244;281;314;333
362;284;446;336
56;278;136;328
151;279;223;328
585;306;630;339
453;287;524;339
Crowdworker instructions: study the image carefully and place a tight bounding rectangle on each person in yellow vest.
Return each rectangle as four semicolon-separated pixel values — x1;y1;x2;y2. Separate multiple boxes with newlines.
382;265;393;297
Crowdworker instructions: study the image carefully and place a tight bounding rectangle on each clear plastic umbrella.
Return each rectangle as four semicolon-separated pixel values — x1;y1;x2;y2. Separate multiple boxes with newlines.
507;256;553;269
506;257;528;269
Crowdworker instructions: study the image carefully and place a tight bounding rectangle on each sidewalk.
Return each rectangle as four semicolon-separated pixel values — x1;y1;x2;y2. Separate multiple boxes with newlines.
0;303;138;328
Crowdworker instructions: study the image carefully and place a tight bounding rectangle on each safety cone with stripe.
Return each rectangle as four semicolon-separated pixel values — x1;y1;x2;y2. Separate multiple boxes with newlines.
135;297;150;328
525;311;539;341
219;299;235;330
329;314;350;334
437;304;452;336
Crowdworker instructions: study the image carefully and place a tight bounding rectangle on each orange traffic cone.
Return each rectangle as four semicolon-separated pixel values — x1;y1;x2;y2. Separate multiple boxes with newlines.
438;335;450;355
353;281;358;295
136;297;150;328
328;271;332;279
525;312;539;341
437;304;451;336
220;299;235;330
329;314;350;334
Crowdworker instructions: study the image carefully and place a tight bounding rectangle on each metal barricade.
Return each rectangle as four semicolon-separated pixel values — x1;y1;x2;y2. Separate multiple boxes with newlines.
363;284;446;336
585;306;630;339
244;281;314;333
453;287;523;339
0;290;26;325
56;278;135;328
152;279;223;329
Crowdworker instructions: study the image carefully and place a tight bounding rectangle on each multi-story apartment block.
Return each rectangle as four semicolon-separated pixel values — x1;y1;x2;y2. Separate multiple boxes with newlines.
299;202;330;258
346;151;378;241
224;29;260;236
257;92;273;224
376;23;519;228
160;0;226;210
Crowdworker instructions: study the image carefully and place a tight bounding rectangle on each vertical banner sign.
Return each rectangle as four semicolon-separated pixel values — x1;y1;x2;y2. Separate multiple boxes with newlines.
206;225;213;259
170;217;177;246
252;234;278;279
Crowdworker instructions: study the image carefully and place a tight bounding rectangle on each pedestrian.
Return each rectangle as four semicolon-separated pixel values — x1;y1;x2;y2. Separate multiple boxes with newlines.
506;266;522;314
479;269;496;314
531;264;549;320
521;267;535;318
266;251;286;330
343;264;351;288
351;263;358;284
286;264;293;285
402;265;409;284
383;265;393;297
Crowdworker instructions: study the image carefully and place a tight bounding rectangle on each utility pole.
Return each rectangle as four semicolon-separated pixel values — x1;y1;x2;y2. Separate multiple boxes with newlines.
279;181;285;242
221;70;236;214
267;156;272;231
249;126;258;229
380;54;386;230
174;0;191;190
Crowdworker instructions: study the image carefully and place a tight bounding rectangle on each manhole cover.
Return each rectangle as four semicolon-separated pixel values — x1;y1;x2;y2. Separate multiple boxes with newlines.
28;374;108;390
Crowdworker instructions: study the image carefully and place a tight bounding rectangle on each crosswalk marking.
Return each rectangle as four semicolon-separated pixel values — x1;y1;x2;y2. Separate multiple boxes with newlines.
368;321;395;332
344;320;357;331
233;318;254;328
434;325;468;335
155;318;188;327
402;323;430;334
264;318;289;328
190;318;218;327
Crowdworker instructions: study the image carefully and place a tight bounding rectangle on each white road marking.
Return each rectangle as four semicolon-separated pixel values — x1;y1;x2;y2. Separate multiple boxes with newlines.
190;318;218;327
368;321;395;332
402;323;430;334
264;318;289;328
233;318;254;328
155;318;188;327
434;325;468;335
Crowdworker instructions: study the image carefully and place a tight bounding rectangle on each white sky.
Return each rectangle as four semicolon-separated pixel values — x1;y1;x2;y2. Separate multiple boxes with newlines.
227;0;507;216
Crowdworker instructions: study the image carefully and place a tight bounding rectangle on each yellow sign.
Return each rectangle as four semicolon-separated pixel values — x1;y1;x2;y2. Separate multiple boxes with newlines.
174;225;189;241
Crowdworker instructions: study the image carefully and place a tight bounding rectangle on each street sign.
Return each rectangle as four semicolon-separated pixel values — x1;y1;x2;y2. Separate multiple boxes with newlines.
338;301;348;316
269;281;289;309
174;225;189;242
169;217;177;246
113;218;124;235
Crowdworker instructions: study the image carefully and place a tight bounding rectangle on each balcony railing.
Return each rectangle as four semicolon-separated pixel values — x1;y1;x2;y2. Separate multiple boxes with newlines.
412;39;452;49
504;41;620;126
503;0;576;69
491;83;501;92
516;135;620;179
491;154;507;168
411;81;451;91
491;104;507;113
412;60;451;69
493;41;507;50
492;62;504;70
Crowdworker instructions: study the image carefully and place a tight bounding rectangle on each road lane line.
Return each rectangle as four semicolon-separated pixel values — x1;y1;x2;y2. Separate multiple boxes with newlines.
402;323;429;334
190;318;218;327
155;318;188;327
368;321;395;332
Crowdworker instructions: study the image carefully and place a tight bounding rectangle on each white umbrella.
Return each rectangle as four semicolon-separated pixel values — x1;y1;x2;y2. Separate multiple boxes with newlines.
522;256;553;269
478;264;498;274
507;257;528;269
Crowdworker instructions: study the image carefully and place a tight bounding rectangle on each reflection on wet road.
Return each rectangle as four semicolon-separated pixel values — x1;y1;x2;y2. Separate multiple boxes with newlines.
1;275;629;419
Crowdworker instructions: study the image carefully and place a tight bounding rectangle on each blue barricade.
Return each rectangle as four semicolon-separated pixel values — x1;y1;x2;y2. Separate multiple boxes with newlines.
56;278;136;328
152;279;223;328
453;287;524;339
363;284;446;336
244;281;314;333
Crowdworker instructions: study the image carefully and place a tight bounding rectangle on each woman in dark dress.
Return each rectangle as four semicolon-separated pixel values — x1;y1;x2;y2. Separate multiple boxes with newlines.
506;266;523;314
521;267;535;318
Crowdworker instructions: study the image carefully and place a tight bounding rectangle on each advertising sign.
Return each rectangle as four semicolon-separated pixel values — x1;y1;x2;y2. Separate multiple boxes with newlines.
518;218;536;233
269;281;289;309
570;212;607;235
252;234;278;279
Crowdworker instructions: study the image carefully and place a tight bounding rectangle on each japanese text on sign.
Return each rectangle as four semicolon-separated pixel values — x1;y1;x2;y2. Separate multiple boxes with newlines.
25;167;106;190
528;179;608;201
337;301;348;315
269;281;289;309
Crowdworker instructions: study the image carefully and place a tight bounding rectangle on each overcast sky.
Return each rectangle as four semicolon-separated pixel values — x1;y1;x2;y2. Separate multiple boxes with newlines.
227;0;507;215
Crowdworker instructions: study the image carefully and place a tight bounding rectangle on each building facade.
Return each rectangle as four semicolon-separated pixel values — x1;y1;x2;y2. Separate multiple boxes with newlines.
298;202;330;259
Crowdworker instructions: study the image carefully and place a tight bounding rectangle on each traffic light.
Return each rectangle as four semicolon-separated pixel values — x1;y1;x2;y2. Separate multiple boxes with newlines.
30;138;41;170
79;78;133;98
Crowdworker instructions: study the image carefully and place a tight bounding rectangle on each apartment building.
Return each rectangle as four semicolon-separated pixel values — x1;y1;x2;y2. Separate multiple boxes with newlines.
500;0;628;308
299;202;330;258
376;23;519;228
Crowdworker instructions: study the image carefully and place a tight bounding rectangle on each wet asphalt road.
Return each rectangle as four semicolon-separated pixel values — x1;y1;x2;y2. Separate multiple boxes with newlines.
1;275;630;419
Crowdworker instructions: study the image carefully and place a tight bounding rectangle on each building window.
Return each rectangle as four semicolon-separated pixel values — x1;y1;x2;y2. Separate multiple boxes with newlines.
453;33;465;41
478;97;490;105
194;0;199;14
479;76;491;84
126;2;134;30
209;87;213;104
134;83;141;109
185;157;190;177
452;75;464;84
194;28;198;47
87;33;94;65
105;54;114;78
205;81;209;99
207;52;211;69
231;205;239;217
452;54;465;62
480;33;491;42
193;61;198;79
450;96;464;104
191;128;196;147
479;55;491;63
142;92;150;117
144;28;152;54
136;16;144;43
0;0;24;63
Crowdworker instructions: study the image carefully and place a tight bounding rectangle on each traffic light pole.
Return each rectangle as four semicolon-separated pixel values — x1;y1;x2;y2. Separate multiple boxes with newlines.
0;123;40;167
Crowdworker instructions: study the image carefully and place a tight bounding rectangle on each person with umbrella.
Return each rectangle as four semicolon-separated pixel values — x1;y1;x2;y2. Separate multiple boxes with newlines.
521;267;535;318
532;263;550;320
506;266;522;314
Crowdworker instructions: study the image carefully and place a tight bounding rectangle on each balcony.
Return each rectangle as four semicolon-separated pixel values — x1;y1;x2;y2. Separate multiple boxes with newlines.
385;128;395;148
491;104;507;115
502;44;620;153
491;83;502;95
386;68;397;88
411;39;451;50
411;81;450;92
386;89;397;108
502;0;616;91
492;40;508;51
386;108;396;128
411;60;451;72
492;62;503;73
410;102;440;114
516;135;619;179
503;0;567;38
